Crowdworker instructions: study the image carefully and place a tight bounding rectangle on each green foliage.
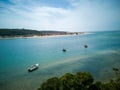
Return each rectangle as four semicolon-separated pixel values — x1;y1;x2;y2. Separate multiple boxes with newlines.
38;77;60;90
0;29;67;37
38;72;94;90
37;70;120;90
60;73;75;90
74;72;93;88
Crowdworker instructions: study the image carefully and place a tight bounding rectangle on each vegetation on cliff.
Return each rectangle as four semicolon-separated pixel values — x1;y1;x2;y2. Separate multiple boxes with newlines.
37;68;120;90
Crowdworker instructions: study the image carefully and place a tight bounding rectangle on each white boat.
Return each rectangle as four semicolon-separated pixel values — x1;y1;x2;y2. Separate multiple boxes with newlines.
28;63;39;72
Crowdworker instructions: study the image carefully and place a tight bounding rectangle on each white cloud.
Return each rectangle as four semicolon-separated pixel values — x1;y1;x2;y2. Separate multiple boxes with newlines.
0;0;120;31
66;0;120;31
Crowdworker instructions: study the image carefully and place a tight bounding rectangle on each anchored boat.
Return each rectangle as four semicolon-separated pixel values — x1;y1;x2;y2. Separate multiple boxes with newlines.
28;63;39;72
84;45;88;48
62;49;67;52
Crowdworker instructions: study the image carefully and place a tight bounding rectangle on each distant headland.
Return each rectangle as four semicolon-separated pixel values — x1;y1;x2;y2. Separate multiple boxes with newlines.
0;28;85;39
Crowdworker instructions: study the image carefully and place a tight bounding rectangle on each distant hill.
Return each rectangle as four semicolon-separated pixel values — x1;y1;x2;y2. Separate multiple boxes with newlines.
0;29;69;37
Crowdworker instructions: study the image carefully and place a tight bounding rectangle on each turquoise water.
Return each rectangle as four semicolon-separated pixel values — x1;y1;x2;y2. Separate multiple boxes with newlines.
0;31;120;90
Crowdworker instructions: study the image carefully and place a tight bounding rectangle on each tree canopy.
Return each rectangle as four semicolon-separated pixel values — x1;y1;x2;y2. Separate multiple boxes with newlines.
37;70;120;90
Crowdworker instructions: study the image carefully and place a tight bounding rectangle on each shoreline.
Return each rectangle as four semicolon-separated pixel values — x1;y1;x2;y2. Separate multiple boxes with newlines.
0;32;91;39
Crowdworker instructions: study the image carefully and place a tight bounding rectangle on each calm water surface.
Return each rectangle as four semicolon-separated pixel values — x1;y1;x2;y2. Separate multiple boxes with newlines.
0;31;120;90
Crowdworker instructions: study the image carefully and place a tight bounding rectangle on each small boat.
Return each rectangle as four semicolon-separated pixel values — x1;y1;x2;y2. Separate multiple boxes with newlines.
84;45;88;48
62;49;67;52
28;63;39;72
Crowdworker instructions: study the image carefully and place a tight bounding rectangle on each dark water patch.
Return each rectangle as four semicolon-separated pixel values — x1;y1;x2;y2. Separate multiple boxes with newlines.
73;51;120;81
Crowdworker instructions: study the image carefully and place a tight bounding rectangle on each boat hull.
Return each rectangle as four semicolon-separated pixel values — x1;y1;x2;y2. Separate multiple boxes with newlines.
28;64;39;72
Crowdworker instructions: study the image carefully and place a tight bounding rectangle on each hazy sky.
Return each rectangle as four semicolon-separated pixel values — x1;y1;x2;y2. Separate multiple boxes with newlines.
0;0;120;31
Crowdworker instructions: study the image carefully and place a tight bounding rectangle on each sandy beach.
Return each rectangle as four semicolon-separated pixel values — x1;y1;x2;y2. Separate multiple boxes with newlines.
0;32;90;39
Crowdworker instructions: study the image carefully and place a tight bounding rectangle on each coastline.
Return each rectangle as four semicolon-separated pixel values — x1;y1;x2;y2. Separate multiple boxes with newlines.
0;32;90;39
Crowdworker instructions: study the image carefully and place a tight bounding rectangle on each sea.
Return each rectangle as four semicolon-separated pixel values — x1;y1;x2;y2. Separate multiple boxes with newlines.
0;31;120;90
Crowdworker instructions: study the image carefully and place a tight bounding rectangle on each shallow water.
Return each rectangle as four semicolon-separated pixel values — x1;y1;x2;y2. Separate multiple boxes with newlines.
0;31;120;90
